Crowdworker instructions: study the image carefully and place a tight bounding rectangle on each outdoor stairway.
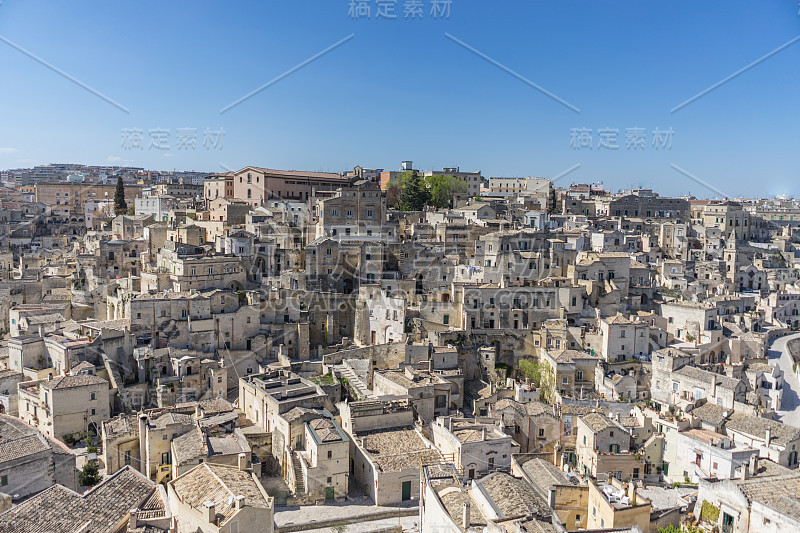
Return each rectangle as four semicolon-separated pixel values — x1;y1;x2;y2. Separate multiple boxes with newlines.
292;453;305;494
333;364;376;400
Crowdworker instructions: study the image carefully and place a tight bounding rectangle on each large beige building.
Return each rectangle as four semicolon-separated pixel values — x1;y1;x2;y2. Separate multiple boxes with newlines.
18;373;111;441
229;166;349;208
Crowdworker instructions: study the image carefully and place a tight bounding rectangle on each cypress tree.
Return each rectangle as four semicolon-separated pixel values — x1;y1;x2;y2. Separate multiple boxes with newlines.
113;176;127;215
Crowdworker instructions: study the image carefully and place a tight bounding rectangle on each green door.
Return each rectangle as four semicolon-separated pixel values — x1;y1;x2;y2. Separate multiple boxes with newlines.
401;481;412;501
325;487;334;500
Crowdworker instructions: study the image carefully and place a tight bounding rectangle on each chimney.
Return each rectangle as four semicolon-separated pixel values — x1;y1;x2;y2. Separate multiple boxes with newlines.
204;501;216;524
741;463;750;480
138;414;148;476
128;509;138;529
765;428;771;446
235;495;246;511
462;501;470;529
627;482;636;506
750;453;758;476
195;403;202;419
238;452;248;471
481;427;487;441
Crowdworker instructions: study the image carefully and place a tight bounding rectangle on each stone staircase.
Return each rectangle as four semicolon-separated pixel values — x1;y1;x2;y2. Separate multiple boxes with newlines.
333;364;376;400
292;453;305;494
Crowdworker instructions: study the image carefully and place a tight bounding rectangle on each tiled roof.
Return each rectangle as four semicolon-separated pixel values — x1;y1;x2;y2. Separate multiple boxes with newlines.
308;418;343;443
674;365;742;391
150;412;194;429
439;488;487;528
170;463;271;526
605;314;632;325
42;374;108;390
0;433;49;463
737;473;800;520
689;401;731;426
580;412;615;433
172;428;206;466
102;413;139;439
726;412;800;447
548;349;596;363
0;466;156;533
521;458;573;497
358;427;441;472
478;472;551;521
198;397;235;415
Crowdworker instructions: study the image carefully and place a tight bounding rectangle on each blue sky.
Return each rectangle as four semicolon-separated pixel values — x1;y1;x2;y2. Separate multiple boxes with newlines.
0;0;798;198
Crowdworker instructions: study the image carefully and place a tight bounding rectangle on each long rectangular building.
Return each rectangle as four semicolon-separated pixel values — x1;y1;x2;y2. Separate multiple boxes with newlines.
224;166;350;207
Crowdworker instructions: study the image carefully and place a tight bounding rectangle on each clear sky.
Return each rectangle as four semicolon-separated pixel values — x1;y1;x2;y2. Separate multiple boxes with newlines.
0;0;798;198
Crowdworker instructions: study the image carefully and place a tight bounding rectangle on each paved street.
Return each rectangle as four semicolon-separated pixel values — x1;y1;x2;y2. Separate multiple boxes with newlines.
292;515;419;533
275;501;418;533
768;332;800;428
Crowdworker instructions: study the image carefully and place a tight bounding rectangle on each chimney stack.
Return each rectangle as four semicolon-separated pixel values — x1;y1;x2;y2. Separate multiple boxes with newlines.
128;509;138;529
627;482;636;505
138;414;148;476
462;501;471;529
750;453;758;476
204;501;216;524
765;428;772;446
238;452;248;472
235;495;246;511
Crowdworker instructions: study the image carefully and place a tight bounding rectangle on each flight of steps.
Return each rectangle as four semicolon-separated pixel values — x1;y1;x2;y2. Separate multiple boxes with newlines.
333;364;376;400
292;453;305;494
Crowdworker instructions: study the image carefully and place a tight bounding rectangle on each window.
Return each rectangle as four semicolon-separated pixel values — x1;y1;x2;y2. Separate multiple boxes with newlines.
90;408;96;416
538;428;545;437
89;392;96;401
443;315;449;325
0;475;6;486
327;450;332;459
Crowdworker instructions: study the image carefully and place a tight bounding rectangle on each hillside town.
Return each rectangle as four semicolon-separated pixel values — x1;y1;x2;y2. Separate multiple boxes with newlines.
1;161;800;533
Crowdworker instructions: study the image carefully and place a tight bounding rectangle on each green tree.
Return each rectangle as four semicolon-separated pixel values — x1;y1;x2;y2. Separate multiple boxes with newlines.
657;525;681;533
399;170;430;211
113;176;127;215
426;174;467;209
518;359;544;387
79;461;101;487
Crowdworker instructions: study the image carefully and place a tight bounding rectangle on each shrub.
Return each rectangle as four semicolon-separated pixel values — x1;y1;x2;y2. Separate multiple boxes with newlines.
700;501;720;523
78;461;101;487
